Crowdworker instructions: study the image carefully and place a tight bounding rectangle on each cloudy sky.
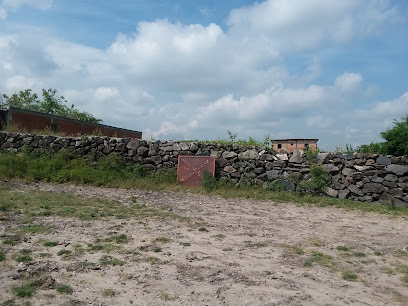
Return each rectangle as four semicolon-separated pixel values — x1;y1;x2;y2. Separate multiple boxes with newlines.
1;0;407;150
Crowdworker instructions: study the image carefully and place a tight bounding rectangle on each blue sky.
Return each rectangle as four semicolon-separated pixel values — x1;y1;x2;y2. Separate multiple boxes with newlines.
1;0;408;150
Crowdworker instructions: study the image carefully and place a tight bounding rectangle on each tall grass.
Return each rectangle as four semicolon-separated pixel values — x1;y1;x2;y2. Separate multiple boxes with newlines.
0;149;177;189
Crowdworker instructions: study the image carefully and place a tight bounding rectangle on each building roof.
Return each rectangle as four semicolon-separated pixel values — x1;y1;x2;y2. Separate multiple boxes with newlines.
273;138;319;142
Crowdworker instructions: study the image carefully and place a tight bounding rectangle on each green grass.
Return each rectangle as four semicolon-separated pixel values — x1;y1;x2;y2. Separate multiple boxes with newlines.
57;250;72;256
56;284;73;294
0;188;188;223
0;250;5;261
304;251;336;270
99;255;125;266
16;255;32;263
198;227;208;232
12;282;36;298
342;271;359;281
154;237;171;243
102;289;116;297
374;251;383;256
43;241;58;247
1;149;408;217
104;234;129;244
336;246;350;252
87;243;117;253
2;238;20;246
2;299;17;306
153;247;162;253
180;242;191;247
353;252;366;257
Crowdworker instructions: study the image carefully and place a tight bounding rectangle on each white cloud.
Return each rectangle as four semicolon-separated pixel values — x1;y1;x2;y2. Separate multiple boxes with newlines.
0;0;52;19
334;73;363;93
0;0;405;149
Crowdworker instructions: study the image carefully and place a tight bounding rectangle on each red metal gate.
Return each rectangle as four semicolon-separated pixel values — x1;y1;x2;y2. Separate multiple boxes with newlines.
177;156;215;186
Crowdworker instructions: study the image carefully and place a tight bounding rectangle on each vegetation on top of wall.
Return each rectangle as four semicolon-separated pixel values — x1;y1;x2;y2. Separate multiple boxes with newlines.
183;131;274;148
1;89;102;124
358;114;408;156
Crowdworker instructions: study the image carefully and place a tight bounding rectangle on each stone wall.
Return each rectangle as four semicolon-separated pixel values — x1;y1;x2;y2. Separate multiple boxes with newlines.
1;131;407;207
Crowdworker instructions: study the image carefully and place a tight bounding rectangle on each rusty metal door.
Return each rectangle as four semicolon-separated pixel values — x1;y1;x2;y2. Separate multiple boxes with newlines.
177;156;215;186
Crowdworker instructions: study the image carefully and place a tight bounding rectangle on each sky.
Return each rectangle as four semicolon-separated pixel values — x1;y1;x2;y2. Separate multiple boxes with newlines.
0;0;408;151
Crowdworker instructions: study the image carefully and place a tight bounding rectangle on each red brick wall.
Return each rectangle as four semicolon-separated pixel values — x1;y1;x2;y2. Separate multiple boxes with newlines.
273;141;318;153
6;108;142;139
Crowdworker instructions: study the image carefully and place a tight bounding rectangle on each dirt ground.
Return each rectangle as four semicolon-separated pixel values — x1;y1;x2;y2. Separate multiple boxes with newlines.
1;181;408;306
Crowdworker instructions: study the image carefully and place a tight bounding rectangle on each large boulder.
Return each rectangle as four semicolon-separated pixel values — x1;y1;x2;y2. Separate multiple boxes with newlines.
387;164;408;176
362;183;386;194
239;149;259;160
289;150;303;163
379;193;407;208
376;156;391;165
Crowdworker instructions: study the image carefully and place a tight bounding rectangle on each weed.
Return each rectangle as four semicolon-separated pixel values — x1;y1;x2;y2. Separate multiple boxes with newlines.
402;274;408;284
353;252;366;257
342;271;359;281
144;256;161;265
374;251;383;256
158;291;176;301
16;255;32;263
0;250;5;261
213;234;226;240
256;242;268;247
12;282;36;298
180;242;191;247
56;284;73;294
17;225;52;234
2;238;20;246
266;180;285;192
105;234;129;244
154;237;171;243
300;164;332;193
309;237;324;247
397;250;408;257
57;250;72;256
39;253;52;258
304;251;336;270
198;227;208;232
87;243;117;253
43;241;58;247
102;289;116;297
336;246;350;252
99;255;124;266
153;247;162;253
202;170;217;192
382;267;394;275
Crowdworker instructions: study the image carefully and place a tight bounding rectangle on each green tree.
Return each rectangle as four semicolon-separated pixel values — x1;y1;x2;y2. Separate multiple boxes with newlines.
358;114;408;156
380;115;408;156
2;89;102;124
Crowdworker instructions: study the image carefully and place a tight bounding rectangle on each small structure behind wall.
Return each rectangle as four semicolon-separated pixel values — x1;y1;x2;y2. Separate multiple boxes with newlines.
273;139;318;153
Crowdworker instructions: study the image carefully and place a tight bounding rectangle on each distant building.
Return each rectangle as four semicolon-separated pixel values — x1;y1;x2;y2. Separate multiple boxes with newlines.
273;138;318;153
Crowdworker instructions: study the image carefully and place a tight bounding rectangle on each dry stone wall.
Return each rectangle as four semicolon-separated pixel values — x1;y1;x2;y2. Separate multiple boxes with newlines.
1;131;408;207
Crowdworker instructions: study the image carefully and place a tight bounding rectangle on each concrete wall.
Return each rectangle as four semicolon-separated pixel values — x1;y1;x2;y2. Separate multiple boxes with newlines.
4;107;142;139
0;131;407;208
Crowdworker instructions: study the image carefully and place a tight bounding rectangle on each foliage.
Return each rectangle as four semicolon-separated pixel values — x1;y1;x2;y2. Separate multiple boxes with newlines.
266;179;285;192
2;89;102;124
202;170;218;192
304;147;319;162
300;164;332;193
357;114;408;156
334;143;355;154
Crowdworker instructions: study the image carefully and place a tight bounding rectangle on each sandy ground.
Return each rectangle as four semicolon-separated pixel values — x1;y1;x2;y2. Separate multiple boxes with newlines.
1;181;408;306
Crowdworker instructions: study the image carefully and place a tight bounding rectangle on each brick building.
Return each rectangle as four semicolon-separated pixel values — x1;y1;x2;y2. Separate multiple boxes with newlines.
273;138;318;153
0;107;142;139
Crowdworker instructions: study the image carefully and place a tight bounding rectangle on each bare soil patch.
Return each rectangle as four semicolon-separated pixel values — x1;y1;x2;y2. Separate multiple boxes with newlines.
1;181;408;305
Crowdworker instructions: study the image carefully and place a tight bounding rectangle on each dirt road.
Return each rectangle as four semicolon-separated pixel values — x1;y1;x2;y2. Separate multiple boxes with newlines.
1;181;408;305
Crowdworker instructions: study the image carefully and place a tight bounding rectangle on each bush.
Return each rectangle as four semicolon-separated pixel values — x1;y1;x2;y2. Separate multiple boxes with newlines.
266;180;285;192
202;170;218;192
301;164;332;193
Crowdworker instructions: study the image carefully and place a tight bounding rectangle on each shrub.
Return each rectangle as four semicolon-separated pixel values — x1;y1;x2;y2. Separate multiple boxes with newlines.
202;170;218;192
266;180;285;192
301;164;332;193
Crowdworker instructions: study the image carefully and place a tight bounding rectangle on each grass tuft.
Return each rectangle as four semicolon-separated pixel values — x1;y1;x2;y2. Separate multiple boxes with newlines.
56;284;73;294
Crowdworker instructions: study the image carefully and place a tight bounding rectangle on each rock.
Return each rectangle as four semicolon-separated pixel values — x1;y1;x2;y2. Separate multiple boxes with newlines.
336;154;356;160
365;159;376;166
359;195;373;202
379;193;407;208
338;189;351;199
289;150;303;163
272;160;287;167
354;165;371;172
137;146;149;157
254;167;264;175
325;188;338;198
223;166;236;173
179;142;190;151
371;177;384;184
348;185;364;196
362;183;386;194
143;164;156;172
322;164;340;173
266;170;283;180
189;143;199;153
222;151;238;159
276;153;288;161
126;138;140;150
342;168;356;176
239;149;259;160
387;164;408;176
260;154;274;161
384;174;398;182
376;155;391;165
282;180;295;191
389;188;403;198
218;157;228;168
